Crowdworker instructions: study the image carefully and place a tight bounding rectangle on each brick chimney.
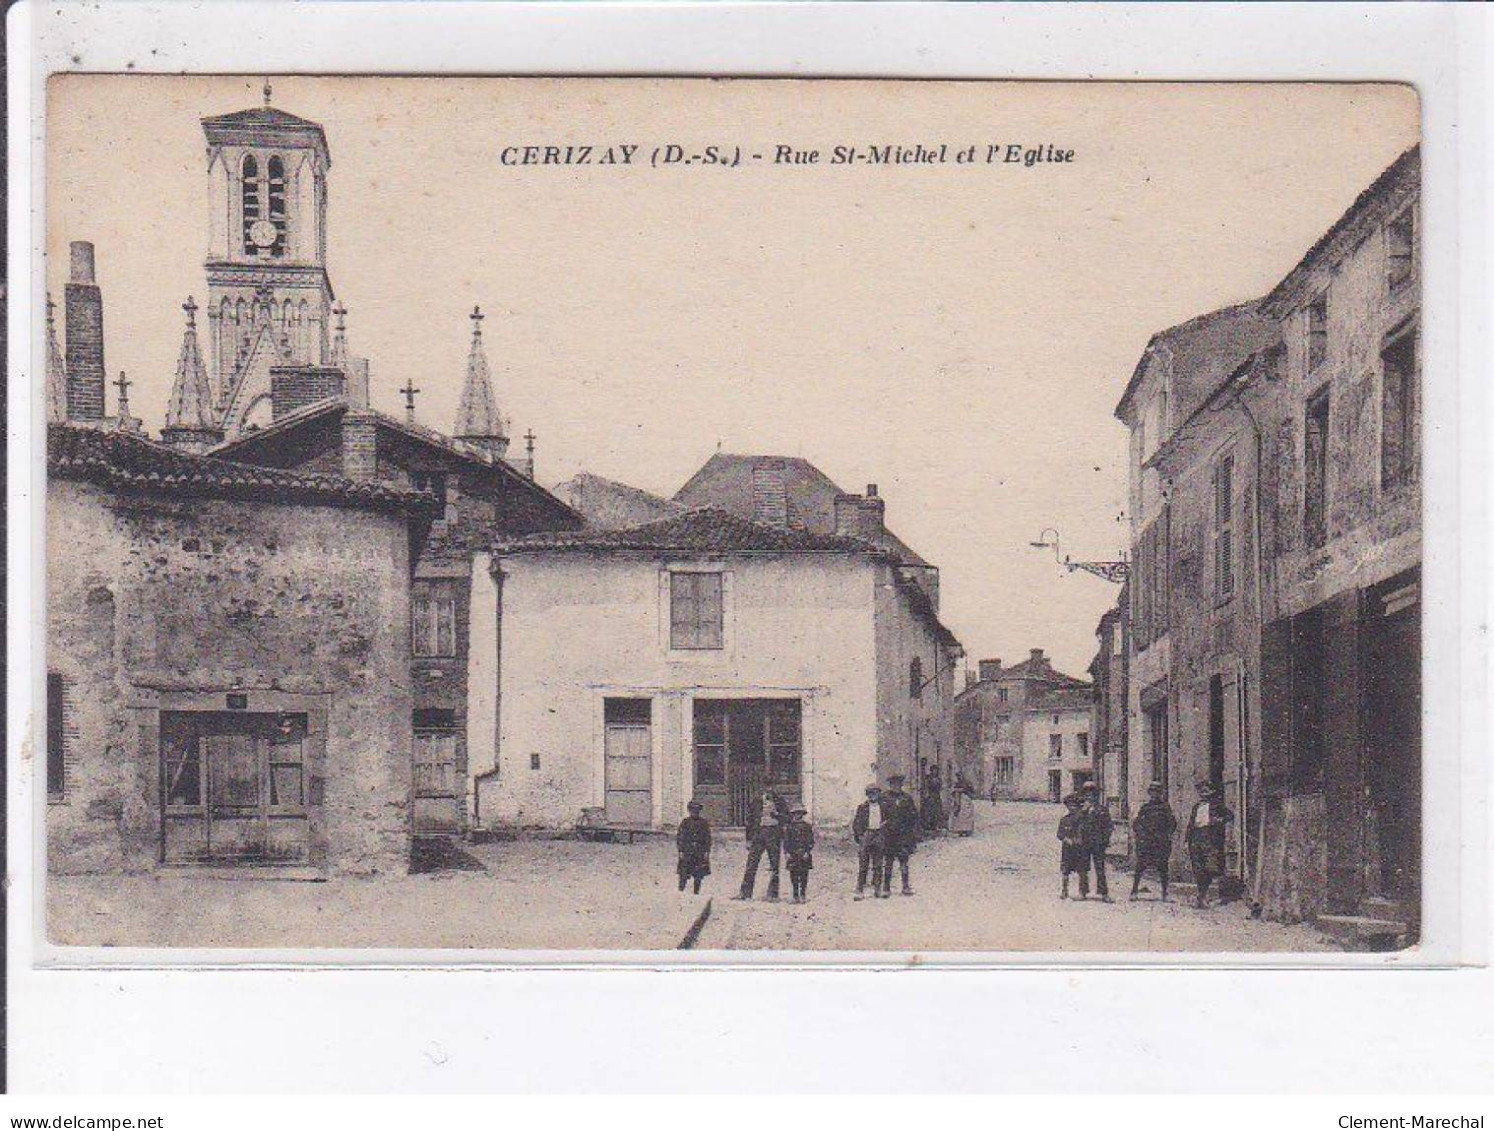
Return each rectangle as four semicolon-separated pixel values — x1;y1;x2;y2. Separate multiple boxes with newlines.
751;459;789;529
64;241;106;421
833;483;887;542
978;659;1003;682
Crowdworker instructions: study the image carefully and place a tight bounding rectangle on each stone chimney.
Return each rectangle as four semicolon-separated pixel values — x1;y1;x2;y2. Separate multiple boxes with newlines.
833;483;887;542
964;670;978;691
751;459;789;529
64;241;106;421
978;659;1003;683
1029;648;1048;671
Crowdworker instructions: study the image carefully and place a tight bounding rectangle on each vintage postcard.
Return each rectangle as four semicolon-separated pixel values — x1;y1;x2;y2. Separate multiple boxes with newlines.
40;75;1421;955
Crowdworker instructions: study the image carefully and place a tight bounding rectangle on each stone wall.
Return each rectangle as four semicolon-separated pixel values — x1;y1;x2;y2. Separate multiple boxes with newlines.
47;480;414;876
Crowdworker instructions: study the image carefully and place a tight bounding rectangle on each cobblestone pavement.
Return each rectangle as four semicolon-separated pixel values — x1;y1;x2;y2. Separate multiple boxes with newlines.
47;800;1337;953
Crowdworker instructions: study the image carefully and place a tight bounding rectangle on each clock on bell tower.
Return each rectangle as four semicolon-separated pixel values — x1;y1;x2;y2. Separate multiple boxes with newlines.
201;87;337;437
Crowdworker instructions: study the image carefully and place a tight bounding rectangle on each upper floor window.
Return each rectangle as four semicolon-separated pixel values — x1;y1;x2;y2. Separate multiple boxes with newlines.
1304;388;1331;549
1307;294;1329;372
998;687;1008;704
1049;734;1063;761
1386;208;1415;293
909;656;924;699
413;585;457;657
1078;732;1090;761
670;571;723;650
1213;452;1235;602
1381;326;1418;490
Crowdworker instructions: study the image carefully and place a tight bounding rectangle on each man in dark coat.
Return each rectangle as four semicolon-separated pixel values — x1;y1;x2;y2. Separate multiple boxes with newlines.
676;800;712;894
1078;781;1114;902
1129;781;1178;901
1185;781;1234;908
881;774;920;896
783;803;816;903
734;789;789;901
921;764;945;834
852;784;888;900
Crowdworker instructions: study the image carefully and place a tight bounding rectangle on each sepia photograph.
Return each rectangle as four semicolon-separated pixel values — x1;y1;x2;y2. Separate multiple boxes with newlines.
39;74;1424;957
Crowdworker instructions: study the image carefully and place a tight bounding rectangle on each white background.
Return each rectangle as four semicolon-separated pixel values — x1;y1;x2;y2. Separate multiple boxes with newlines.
7;1;1490;1093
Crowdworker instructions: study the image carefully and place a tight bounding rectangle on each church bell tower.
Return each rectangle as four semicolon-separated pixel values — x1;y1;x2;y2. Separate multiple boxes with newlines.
202;84;336;436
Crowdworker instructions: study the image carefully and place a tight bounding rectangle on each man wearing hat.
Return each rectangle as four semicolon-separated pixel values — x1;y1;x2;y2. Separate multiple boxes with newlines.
881;773;921;896
783;802;816;903
1129;781;1179;901
735;788;789;901
1185;780;1234;908
1078;781;1114;902
852;784;888;900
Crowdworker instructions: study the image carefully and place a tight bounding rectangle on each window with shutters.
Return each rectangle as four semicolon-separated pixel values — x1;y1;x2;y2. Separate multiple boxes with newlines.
1381;325;1418;490
1386;207;1415;293
1304;388;1330;549
1213;452;1235;603
412;583;457;658
1307;293;1329;372
670;571;724;650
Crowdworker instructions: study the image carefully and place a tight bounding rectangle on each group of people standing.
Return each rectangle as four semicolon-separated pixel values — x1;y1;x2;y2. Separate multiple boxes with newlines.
915;765;979;839
1060;778;1236;909
676;771;957;905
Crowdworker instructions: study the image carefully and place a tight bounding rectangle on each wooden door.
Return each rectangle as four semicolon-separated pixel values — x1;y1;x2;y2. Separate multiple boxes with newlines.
604;699;653;826
413;728;461;834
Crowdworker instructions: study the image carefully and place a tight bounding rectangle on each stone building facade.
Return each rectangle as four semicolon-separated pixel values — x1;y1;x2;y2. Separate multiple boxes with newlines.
469;507;961;831
954;650;1094;801
46;424;431;876
1253;148;1421;933
1112;147;1421;938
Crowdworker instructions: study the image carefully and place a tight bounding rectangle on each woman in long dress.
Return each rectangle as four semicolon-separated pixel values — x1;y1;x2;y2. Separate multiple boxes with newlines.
949;771;977;836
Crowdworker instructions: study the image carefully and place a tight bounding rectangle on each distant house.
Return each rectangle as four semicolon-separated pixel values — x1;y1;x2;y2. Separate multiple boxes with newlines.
954;650;1095;801
553;471;684;530
467;506;962;831
46;423;434;876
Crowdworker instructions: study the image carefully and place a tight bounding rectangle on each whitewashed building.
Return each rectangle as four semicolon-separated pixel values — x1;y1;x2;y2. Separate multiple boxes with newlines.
466;506;962;830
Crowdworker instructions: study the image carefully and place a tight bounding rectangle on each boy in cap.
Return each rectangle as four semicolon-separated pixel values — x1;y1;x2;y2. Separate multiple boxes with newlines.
1058;793;1090;900
676;799;712;894
1129;781;1178;901
784;802;815;903
852;784;887;900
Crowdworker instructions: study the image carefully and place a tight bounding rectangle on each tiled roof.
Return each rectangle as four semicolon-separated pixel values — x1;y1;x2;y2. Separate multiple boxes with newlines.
494;506;877;555
212;399;584;527
48;422;430;513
